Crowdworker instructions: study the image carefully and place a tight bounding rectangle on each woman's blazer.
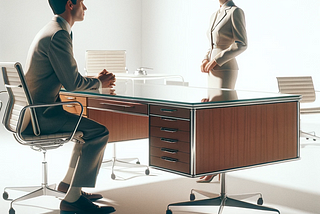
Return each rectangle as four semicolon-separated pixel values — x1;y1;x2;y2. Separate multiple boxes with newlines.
205;0;247;71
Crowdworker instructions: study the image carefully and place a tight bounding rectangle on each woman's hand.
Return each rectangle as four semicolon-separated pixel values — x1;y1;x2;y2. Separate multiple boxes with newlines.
204;60;218;73
201;59;209;73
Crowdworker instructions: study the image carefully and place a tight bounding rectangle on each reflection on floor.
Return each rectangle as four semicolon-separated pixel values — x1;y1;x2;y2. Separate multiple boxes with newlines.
0;115;319;214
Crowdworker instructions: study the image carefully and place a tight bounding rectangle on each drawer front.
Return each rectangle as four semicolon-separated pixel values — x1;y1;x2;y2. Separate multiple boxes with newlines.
150;105;190;119
150;116;190;132
63;104;87;116
150;156;190;174
150;126;190;142
60;95;87;106
88;98;148;115
150;136;190;153
150;146;190;164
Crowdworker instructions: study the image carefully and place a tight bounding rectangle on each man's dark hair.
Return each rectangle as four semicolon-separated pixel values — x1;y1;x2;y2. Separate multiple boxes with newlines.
48;0;77;15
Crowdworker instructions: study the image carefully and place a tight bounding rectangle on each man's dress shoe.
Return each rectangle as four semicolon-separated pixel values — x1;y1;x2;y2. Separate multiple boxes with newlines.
60;196;115;214
58;182;103;201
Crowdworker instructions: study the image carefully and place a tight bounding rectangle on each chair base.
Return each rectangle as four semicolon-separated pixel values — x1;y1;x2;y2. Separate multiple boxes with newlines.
3;151;65;214
301;130;320;142
166;173;280;214
102;143;150;179
102;157;150;179
3;184;65;213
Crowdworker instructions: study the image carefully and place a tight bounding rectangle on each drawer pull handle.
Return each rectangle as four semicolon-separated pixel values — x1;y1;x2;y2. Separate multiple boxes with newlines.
161;156;178;163
160;138;178;144
160;127;178;133
100;102;134;108
66;105;75;108
161;117;177;122
160;108;177;113
161;148;179;154
66;97;76;100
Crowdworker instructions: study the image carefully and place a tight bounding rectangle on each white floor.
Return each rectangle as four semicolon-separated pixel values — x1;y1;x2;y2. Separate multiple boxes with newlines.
0;97;320;214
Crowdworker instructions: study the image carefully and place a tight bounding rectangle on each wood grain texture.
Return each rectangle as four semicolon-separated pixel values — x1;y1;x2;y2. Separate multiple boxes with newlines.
195;102;298;174
88;109;148;142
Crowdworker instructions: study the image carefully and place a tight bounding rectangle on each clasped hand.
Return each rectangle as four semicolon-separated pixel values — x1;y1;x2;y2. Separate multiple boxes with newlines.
201;59;219;73
97;69;116;88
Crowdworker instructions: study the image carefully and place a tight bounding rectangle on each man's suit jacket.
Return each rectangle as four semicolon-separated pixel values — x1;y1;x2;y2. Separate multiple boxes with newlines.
25;16;100;133
205;0;247;71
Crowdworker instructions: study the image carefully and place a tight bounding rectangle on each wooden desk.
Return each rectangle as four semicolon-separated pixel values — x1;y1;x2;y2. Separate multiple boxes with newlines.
61;84;300;177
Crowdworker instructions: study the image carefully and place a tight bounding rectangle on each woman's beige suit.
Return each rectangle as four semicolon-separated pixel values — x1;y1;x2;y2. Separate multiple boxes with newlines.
205;0;247;89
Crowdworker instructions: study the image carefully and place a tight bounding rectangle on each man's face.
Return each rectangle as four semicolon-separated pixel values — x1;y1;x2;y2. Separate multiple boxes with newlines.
71;0;87;22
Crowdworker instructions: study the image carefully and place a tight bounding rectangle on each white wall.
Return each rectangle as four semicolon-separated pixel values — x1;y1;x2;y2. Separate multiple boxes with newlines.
1;0;320;93
141;0;320;92
0;0;142;75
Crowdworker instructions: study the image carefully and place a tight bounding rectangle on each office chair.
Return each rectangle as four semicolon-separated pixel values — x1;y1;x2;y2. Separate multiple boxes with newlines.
1;62;85;214
85;50;127;76
85;50;149;179
166;172;280;214
277;76;320;142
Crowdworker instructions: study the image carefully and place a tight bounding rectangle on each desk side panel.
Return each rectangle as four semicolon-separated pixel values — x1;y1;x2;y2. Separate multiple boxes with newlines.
195;101;298;175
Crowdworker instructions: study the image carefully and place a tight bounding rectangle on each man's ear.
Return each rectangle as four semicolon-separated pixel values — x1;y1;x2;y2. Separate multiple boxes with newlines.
66;0;74;10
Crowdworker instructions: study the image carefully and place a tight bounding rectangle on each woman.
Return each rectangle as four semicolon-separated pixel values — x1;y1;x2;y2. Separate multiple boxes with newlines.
198;0;247;183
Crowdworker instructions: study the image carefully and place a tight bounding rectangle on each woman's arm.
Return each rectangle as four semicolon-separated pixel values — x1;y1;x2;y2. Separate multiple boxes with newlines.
214;7;248;66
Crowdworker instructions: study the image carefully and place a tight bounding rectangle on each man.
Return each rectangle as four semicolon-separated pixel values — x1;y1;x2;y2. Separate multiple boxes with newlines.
24;0;116;213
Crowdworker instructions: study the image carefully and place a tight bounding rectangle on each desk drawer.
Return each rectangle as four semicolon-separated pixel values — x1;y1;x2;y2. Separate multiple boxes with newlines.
60;94;87;117
88;98;148;115
150;136;190;153
150;156;190;174
150;116;190;132
150;146;190;164
60;95;87;106
63;104;87;115
150;105;190;119
150;126;190;142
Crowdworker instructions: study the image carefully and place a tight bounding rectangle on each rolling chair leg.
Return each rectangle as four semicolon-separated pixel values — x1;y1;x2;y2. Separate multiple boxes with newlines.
101;143;150;179
3;151;65;214
166;173;280;214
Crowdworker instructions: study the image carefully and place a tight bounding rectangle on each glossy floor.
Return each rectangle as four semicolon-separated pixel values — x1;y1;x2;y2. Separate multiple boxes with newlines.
0;115;319;214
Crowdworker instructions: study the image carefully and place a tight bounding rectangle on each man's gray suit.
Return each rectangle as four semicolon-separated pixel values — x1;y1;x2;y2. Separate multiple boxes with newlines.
24;16;108;187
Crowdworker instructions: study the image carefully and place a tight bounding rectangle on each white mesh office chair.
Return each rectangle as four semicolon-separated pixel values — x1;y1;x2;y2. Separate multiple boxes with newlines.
85;50;149;179
85;50;127;76
277;76;320;142
1;62;85;214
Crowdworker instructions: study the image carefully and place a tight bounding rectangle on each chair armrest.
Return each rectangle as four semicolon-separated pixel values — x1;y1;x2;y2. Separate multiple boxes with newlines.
16;101;84;144
0;91;7;114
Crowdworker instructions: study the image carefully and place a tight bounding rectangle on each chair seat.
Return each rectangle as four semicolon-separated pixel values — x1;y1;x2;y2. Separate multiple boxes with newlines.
22;131;84;143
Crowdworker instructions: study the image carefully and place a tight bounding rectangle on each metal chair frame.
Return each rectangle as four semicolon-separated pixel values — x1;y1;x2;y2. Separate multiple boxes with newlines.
1;62;84;214
277;76;320;142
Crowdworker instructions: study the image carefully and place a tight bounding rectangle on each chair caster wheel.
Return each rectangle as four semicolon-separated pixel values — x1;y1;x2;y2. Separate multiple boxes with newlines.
3;191;9;200
166;209;172;214
9;208;15;214
145;168;150;175
111;173;116;180
136;161;140;164
190;193;195;201
257;197;263;205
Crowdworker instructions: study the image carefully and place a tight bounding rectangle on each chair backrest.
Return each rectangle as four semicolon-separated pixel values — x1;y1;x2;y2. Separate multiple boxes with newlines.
85;50;127;76
277;76;316;103
1;62;40;135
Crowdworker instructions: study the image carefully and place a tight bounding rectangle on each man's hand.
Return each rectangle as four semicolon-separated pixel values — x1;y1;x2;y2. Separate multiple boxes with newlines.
201;59;209;73
97;69;116;88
